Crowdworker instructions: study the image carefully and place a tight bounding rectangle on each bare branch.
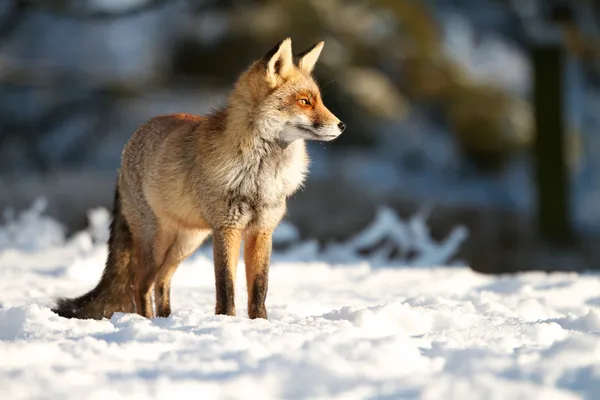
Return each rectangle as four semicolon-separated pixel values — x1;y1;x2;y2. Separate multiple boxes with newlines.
0;57;169;95
28;0;176;21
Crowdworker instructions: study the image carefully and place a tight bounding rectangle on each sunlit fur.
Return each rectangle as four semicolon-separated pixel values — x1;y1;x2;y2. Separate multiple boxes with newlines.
52;37;344;321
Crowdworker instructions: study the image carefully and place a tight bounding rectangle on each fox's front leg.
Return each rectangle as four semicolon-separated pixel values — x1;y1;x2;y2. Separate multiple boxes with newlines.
212;228;242;316
244;229;272;319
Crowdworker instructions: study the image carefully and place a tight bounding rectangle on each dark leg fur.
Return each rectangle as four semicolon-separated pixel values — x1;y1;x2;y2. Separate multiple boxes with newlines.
52;184;135;320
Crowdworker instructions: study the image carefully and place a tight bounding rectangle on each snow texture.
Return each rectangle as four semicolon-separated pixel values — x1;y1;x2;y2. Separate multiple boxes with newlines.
1;203;600;399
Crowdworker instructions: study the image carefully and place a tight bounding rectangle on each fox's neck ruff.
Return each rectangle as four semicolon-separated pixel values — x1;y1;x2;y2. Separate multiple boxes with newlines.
221;94;301;156
197;99;307;206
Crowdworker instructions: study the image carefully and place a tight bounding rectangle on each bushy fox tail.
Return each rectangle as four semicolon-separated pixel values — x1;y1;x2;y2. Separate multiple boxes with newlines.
52;184;135;320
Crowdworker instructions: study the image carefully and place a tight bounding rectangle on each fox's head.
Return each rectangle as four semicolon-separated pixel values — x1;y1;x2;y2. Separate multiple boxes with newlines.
231;37;346;143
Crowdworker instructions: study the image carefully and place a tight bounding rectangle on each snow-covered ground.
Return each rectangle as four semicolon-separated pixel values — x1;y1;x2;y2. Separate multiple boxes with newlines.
1;203;600;399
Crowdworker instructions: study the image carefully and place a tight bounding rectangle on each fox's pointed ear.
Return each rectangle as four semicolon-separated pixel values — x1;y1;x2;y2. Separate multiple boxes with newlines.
296;41;324;74
263;37;294;85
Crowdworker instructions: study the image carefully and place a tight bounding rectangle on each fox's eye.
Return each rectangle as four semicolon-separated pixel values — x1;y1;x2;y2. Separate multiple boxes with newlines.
298;98;310;106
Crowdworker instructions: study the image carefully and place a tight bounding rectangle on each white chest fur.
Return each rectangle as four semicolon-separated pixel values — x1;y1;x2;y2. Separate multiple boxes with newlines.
219;139;308;206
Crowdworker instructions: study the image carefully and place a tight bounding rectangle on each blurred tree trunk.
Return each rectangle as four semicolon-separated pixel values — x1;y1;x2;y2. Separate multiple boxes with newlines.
532;44;573;244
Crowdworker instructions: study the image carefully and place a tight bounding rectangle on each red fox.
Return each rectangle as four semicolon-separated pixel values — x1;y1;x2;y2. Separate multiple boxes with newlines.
53;38;345;320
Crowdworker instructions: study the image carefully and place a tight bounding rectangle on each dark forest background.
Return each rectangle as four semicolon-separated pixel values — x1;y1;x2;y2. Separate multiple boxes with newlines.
3;0;600;273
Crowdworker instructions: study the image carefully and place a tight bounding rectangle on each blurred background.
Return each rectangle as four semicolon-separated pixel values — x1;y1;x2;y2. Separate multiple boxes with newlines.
2;0;600;273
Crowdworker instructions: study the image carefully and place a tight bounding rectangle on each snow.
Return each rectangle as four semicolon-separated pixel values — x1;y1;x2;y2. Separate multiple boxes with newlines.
1;204;600;399
442;12;531;96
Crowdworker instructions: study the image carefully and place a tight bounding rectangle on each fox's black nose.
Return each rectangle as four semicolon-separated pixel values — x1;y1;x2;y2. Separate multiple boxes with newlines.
338;121;346;132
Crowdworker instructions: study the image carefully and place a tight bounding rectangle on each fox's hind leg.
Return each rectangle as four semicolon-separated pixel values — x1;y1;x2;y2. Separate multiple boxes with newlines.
131;238;156;318
130;222;173;319
131;238;147;317
154;229;211;318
